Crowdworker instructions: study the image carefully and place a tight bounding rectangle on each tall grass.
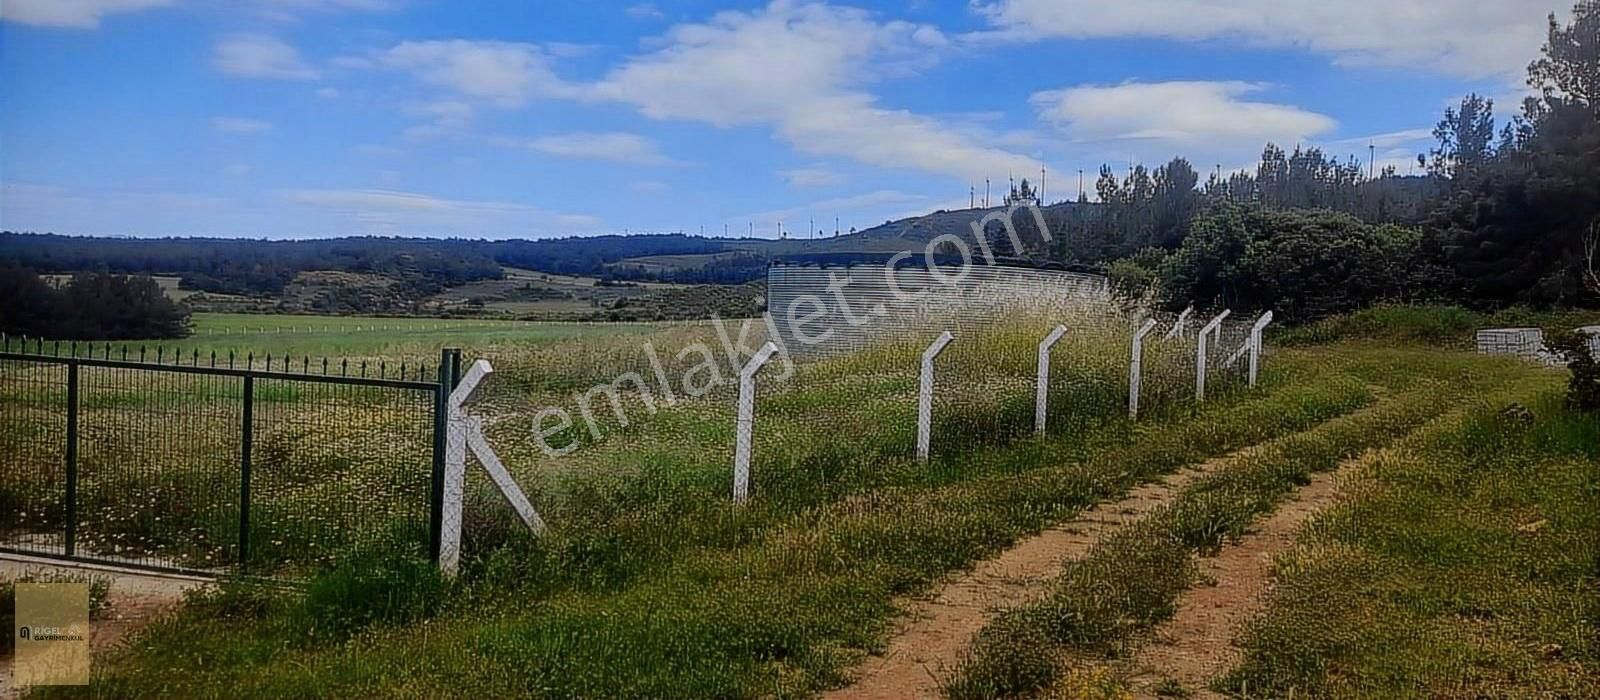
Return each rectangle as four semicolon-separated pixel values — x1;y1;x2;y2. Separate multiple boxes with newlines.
943;351;1554;700
1277;304;1600;349
51;335;1387;698
1217;391;1600;698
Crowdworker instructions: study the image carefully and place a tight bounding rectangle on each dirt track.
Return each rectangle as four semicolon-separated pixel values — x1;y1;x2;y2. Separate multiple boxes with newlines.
1123;464;1353;698
823;449;1260;700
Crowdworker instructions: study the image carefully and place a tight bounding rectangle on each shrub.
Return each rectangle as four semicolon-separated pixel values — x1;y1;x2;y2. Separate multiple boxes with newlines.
1151;205;1428;323
1545;330;1600;411
1276;305;1485;347
0;265;191;340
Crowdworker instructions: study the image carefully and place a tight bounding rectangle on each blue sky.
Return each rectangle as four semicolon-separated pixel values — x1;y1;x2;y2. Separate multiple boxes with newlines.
0;0;1556;239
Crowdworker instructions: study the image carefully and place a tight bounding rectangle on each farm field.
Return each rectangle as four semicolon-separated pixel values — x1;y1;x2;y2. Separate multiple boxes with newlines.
7;306;1591;699
3;312;677;365
425;266;690;316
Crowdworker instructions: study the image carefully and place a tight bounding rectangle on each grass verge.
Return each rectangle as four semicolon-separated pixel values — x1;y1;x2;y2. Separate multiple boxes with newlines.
50;344;1382;698
1217;391;1600;698
942;354;1553;700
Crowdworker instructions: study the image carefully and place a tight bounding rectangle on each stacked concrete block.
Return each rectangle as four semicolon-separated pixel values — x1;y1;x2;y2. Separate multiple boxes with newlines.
1476;328;1545;359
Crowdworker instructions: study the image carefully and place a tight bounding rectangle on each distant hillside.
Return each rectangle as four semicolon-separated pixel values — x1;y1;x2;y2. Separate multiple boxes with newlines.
0;205;1089;294
797;202;1092;252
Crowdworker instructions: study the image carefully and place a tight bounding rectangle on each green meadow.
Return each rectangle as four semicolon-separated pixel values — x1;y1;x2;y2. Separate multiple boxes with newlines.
3;306;1594;698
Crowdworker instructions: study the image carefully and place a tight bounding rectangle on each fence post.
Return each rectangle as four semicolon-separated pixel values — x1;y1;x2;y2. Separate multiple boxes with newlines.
1248;311;1274;387
64;362;79;557
1129;318;1160;419
918;331;955;463
1164;305;1194;341
732;342;780;504
439;356;545;576
1035;325;1067;435
239;374;254;570
1195;310;1232;402
428;349;453;568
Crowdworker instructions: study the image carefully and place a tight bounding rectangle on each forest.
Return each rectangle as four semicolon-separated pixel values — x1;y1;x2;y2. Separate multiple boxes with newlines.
0;232;754;297
1011;2;1600;320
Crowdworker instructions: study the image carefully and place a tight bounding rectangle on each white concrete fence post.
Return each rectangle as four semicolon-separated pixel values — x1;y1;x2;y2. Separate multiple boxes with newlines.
1195;310;1232;403
1164;306;1194;341
1246;311;1274;387
1035;325;1068;435
917;331;955;463
732;342;780;504
1128;318;1160;419
440;359;547;576
1223;311;1275;388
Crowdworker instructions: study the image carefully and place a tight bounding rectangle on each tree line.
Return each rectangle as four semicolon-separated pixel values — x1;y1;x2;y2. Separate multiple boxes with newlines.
0;266;191;340
1003;0;1600;322
0;233;750;298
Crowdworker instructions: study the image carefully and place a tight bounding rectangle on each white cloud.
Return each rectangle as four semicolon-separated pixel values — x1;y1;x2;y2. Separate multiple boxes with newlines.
523;132;679;166
625;3;665;20
0;0;172;29
211;116;274;134
591;2;1038;180
316;86;342;99
254;0;398;20
285;188;599;236
630;180;670;193
2;181;233;234
1305;128;1437;176
1032;81;1336;151
737;189;930;234
1327;128;1435;149
212;34;320;80
781;165;846;188
976;0;1551;81
376;40;581;107
401;99;475;138
807;189;928;211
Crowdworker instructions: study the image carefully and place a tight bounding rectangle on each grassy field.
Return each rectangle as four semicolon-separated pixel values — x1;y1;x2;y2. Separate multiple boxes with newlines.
1219;391;1599;698
3;312;673;367
6;307;1595;698
943;347;1570;699
3;302;1256;695
425;267;688;317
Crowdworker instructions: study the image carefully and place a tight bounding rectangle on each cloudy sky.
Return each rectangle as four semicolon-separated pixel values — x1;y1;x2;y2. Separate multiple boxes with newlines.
0;0;1557;239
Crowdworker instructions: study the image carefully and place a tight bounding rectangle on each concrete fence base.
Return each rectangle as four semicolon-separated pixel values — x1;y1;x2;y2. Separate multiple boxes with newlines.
1475;327;1595;366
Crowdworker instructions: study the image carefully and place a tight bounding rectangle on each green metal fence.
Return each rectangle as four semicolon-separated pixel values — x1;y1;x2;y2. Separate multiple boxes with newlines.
0;340;460;578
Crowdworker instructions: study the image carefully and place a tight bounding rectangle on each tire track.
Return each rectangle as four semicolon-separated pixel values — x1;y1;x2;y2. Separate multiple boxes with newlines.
821;444;1283;700
1123;459;1358;699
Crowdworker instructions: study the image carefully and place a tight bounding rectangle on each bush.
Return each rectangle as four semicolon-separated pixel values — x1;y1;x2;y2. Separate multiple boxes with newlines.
1276;305;1486;347
1546;330;1600;411
0;265;191;340
1149;205;1428;323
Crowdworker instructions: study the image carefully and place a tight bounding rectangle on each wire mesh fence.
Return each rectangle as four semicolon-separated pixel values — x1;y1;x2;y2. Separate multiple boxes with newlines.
0;340;447;579
444;305;1276;566
2;307;1275;578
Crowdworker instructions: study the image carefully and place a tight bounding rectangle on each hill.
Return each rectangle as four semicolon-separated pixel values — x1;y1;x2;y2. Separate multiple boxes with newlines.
0;203;1085;296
